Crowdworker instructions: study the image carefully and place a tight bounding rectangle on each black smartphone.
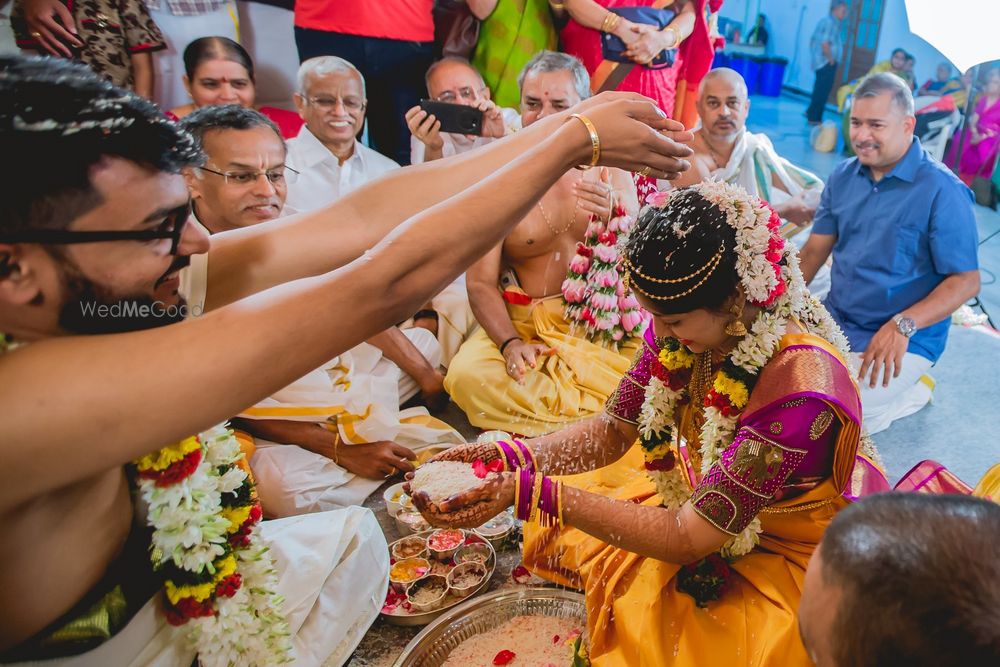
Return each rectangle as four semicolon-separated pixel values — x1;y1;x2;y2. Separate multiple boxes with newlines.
419;99;484;136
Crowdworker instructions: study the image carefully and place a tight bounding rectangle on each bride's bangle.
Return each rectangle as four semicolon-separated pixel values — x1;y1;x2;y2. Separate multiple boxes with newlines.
568;113;600;170
496;440;531;472
515;468;563;528
512;439;536;472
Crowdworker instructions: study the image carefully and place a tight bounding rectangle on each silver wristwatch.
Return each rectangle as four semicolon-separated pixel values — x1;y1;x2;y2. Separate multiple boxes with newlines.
893;314;916;338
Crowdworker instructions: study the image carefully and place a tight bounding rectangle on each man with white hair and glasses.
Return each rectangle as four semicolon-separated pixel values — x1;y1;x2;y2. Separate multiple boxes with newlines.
285;55;399;213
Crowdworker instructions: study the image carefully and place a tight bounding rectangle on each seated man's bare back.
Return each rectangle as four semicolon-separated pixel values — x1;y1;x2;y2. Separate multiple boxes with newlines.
0;467;133;650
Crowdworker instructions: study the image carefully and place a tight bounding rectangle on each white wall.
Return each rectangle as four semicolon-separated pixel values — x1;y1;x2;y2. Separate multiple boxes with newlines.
875;0;952;85
720;0;958;94
238;2;301;108
719;0;834;92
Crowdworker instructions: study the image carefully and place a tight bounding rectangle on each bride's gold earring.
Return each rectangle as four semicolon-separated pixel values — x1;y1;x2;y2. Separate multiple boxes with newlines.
724;300;748;337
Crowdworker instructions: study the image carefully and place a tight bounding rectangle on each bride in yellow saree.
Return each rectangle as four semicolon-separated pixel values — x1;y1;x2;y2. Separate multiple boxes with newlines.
410;182;888;666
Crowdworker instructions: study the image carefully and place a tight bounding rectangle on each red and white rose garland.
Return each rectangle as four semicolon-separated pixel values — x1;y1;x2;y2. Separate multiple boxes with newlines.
562;206;648;346
134;424;292;665
637;181;855;559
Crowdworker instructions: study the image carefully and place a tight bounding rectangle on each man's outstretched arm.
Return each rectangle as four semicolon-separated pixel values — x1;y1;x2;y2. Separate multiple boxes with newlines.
202;92;694;310
0;97;692;509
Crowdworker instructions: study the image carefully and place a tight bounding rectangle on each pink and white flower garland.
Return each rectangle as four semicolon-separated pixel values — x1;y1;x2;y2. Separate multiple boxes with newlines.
562;206;648;345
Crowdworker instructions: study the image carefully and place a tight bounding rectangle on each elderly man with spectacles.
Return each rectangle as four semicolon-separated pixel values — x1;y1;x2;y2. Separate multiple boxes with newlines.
173;103;458;519
180;106;296;235
405;56;517;164
284;56;400;213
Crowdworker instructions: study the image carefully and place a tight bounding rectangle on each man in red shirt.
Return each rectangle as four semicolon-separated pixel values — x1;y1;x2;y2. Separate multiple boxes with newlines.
294;0;434;166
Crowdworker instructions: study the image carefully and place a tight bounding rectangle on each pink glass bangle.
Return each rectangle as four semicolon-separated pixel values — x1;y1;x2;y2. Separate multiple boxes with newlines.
512;439;536;473
515;467;534;520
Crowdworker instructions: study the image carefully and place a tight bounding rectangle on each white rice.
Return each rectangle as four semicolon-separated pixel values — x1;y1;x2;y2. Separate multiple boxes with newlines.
441;615;584;666
410;461;484;502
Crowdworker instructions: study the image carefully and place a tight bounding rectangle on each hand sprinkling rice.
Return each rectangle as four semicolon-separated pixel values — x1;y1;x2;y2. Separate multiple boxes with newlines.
410;461;494;504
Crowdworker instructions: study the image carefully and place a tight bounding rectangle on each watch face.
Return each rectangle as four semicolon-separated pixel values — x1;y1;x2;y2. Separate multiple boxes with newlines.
897;317;916;336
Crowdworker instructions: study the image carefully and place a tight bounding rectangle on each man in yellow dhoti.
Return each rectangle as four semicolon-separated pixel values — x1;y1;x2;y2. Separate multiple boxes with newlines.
177;105;462;516
0;55;695;665
445;51;643;437
413;182;891;666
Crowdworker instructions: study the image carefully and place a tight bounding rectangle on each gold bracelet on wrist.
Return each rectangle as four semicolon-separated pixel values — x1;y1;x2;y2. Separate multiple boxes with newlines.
568;113;600;170
601;11;621;34
662;27;678;48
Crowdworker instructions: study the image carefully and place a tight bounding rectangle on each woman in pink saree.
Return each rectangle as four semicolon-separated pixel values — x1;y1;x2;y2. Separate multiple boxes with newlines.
551;0;721;129
947;68;1000;186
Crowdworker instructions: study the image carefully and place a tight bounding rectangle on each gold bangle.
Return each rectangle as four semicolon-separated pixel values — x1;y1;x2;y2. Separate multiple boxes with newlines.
520;441;537;471
514;470;523;517
601;11;621;34
493;442;509;471
332;431;341;464
662;27;678;48
568;113;600;170
528;473;544;523
510;441;527;469
549;1;566;10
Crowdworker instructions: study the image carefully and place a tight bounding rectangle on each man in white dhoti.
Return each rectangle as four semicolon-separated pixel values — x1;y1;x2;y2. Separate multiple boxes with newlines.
0;55;690;666
668;68;831;297
177;104;462;517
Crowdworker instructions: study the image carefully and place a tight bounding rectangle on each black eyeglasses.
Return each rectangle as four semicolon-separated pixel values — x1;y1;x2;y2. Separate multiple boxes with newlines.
0;200;192;255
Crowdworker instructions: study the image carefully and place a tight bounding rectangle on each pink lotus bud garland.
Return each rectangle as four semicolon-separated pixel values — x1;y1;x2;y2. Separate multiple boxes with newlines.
562;207;648;346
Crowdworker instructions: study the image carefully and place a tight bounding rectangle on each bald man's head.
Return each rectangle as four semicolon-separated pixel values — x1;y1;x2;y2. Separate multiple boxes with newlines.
697;68;750;140
700;68;749;101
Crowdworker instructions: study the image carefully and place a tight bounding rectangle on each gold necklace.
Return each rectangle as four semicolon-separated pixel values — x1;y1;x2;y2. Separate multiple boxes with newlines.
688;351;715;432
537;195;578;237
700;133;731;170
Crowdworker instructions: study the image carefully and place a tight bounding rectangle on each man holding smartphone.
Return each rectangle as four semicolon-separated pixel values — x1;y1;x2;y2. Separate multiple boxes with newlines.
406;56;516;164
444;51;644;437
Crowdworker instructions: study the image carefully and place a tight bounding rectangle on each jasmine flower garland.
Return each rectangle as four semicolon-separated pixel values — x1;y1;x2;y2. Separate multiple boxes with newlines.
636;182;862;561
134;424;292;665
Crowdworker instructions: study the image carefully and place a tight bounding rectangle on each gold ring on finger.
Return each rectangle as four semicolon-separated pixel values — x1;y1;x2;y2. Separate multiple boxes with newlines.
31;31;42;38
638;166;652;178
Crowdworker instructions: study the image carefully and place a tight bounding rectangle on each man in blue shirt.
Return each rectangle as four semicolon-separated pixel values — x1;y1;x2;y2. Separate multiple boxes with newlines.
806;0;847;125
800;73;980;434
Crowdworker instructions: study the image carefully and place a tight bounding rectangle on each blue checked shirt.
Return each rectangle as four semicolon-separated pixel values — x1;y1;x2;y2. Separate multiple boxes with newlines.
810;15;843;71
